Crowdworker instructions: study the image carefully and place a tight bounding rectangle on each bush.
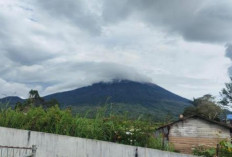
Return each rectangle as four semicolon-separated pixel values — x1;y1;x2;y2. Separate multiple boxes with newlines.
192;145;216;157
218;140;232;156
0;105;173;151
192;140;232;157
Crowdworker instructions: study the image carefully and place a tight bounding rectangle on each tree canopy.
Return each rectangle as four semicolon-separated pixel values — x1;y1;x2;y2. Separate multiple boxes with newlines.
15;90;59;111
220;77;232;106
183;94;222;120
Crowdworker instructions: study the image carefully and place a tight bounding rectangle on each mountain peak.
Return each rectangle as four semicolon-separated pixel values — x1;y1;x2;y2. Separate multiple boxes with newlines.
93;79;147;85
45;80;190;105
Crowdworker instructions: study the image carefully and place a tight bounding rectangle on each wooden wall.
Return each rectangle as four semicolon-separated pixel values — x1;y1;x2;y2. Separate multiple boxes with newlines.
169;118;230;154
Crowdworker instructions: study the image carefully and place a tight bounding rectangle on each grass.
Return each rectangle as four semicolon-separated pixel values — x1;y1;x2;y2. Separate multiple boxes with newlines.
0;104;174;151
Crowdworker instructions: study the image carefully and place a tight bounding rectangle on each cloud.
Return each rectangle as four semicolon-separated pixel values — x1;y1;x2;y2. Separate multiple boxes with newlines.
0;0;231;100
225;43;232;60
0;59;151;97
3;47;55;66
0;78;42;98
102;0;232;43
102;0;232;83
32;0;102;35
38;61;152;95
0;3;58;65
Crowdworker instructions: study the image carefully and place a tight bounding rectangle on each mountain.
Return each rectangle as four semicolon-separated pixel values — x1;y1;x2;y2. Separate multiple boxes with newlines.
0;96;24;107
44;80;189;105
0;96;24;104
0;80;192;120
44;80;191;120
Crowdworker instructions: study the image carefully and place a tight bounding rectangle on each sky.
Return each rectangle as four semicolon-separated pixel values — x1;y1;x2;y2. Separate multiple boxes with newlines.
0;0;232;99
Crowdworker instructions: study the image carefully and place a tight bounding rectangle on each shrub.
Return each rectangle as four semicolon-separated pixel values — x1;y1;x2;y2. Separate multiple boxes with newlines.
0;105;172;151
218;140;232;156
192;140;232;157
192;145;216;157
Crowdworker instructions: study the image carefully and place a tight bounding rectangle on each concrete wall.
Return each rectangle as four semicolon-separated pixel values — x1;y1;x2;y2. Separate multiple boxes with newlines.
0;126;195;157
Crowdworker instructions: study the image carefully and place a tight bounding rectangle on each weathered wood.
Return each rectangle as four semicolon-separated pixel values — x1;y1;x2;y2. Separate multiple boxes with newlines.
169;118;230;138
169;137;225;154
167;118;231;154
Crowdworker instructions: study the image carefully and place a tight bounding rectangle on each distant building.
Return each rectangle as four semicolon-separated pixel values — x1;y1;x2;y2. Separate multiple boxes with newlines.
155;115;232;154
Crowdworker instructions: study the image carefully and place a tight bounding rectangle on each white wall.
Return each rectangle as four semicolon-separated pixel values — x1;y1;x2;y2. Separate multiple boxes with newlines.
0;127;196;157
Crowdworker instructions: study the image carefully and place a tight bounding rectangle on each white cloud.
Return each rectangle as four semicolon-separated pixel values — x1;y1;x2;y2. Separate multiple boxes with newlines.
0;78;42;98
102;0;232;42
0;0;231;99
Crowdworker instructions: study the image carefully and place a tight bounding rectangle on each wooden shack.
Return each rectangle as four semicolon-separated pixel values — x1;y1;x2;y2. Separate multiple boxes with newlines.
156;115;232;154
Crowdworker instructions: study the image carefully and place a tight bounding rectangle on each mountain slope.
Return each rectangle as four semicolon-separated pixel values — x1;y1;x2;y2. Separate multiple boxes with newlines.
45;80;190;106
0;80;192;120
44;80;191;120
0;96;24;107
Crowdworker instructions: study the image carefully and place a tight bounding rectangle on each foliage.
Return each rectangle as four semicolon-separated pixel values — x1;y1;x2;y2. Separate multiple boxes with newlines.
183;94;222;120
147;135;174;152
192;146;216;157
0;104;173;151
14;90;59;111
192;140;232;157
220;77;232;106
218;140;232;156
41;80;191;121
1;80;192;121
183;106;197;116
70;102;178;122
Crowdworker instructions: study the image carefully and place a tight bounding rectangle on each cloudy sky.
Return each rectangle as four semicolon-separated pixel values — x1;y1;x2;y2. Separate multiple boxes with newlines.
0;0;232;99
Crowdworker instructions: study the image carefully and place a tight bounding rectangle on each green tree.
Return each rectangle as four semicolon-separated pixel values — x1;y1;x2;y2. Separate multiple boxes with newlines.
183;94;222;120
28;89;44;107
29;90;40;99
15;90;59;111
220;77;232;106
183;106;197;116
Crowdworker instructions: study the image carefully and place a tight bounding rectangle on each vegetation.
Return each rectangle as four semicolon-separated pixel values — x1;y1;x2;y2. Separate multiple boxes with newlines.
218;140;232;156
70;102;177;122
14;89;59;111
0;80;191;121
220;77;232;106
4;86;232;155
192;145;216;157
192;140;232;157
0;102;173;151
183;94;222;120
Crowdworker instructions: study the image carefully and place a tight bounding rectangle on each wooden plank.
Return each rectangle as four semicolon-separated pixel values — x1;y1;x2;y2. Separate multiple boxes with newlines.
169;136;226;154
169;118;230;138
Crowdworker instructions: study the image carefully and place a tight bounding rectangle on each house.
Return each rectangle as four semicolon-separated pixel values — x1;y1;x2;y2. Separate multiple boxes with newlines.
155;115;232;154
